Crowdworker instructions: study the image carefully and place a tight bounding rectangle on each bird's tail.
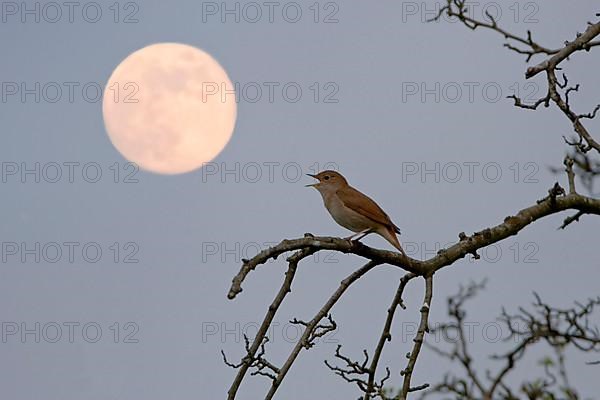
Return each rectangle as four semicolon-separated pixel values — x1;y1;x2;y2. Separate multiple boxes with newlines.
379;226;406;255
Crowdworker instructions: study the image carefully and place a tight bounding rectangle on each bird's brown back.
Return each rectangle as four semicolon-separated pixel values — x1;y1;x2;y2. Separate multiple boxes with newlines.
336;185;401;233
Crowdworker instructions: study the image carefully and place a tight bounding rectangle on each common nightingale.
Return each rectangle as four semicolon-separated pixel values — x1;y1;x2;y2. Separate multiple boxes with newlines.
306;170;405;254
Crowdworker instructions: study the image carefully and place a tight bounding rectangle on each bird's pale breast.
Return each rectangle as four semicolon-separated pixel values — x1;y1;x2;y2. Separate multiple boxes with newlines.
324;193;374;233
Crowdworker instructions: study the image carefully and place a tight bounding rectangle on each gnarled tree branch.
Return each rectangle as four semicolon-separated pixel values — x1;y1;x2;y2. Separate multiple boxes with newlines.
229;189;600;300
399;275;434;399
364;273;417;399
421;282;600;399
433;1;600;154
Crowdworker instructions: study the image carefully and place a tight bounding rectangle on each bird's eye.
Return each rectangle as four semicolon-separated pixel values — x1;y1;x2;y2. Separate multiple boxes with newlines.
323;176;330;180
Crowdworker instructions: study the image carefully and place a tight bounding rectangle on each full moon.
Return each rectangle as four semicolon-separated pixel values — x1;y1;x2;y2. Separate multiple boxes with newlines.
102;43;237;175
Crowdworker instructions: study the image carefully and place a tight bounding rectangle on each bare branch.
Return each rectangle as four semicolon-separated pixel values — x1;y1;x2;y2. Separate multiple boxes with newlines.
425;281;488;395
546;69;600;154
431;1;600;155
229;190;600;300
264;260;381;399
289;313;337;349
565;156;577;194
399;275;434;399
526;22;600;78
422;285;600;399
324;345;372;393
559;210;585;230
226;247;314;399
222;336;280;382
578;103;600;120
228;234;421;299
428;1;558;61
363;273;417;400
507;92;550;110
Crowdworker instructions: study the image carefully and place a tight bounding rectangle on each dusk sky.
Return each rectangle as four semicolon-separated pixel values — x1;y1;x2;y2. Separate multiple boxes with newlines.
1;1;599;399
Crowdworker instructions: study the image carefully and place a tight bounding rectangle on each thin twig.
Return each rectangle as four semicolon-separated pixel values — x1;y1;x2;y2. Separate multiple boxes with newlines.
398;275;434;399
364;273;417;400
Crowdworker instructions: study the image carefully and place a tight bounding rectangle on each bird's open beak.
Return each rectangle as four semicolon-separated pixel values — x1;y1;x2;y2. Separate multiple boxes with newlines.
305;174;318;187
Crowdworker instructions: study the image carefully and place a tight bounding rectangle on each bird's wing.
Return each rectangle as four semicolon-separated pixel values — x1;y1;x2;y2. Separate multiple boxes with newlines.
337;186;401;233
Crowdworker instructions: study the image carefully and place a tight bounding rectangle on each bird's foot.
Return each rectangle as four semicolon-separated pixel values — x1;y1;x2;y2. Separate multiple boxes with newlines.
343;236;356;246
343;236;365;248
344;229;371;242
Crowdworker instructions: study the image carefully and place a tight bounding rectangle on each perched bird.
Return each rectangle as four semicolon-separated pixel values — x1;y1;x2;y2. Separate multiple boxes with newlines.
306;170;405;254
